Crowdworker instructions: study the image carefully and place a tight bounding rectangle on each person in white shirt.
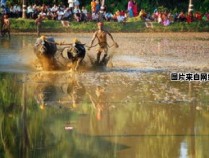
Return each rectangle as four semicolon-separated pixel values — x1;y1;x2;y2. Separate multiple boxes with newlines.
51;4;58;13
57;8;64;20
27;5;34;18
63;7;72;20
104;11;113;21
68;0;74;8
9;5;15;17
74;0;80;7
73;6;81;21
13;4;21;17
81;6;88;17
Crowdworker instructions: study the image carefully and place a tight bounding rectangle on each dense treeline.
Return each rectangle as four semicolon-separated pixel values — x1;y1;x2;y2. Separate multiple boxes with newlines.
5;0;209;13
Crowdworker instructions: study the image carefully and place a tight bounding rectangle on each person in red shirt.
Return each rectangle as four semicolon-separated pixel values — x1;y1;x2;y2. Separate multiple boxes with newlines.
187;11;194;23
194;11;202;21
132;0;138;17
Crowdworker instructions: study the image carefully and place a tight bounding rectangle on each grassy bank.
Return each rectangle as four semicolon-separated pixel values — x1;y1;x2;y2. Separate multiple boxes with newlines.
10;18;209;33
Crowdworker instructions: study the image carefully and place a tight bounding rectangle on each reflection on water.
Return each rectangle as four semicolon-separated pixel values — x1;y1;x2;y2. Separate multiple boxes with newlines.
0;34;209;158
0;36;36;73
0;72;209;158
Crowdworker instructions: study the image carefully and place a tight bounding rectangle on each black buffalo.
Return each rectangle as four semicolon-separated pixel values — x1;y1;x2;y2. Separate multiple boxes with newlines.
34;37;57;70
60;43;86;71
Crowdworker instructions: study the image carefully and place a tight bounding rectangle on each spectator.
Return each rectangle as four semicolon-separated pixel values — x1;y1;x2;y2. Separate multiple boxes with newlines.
47;10;56;20
152;9;159;21
57;8;64;20
187;11;194;23
177;11;187;22
2;4;10;15
95;0;100;13
13;4;21;18
117;11;126;23
92;11;99;21
73;6;81;22
98;6;105;22
206;13;209;21
9;5;15;18
0;0;6;7
63;7;72;20
202;12;209;21
51;4;58;13
27;5;34;18
162;16;170;26
68;0;74;8
91;0;96;13
32;4;38;19
41;4;47;13
132;0;138;17
81;6;88;17
104;10;113;21
157;12;162;23
86;12;92;21
74;0;80;8
138;9;147;20
127;0;134;17
194;11;202;21
168;13;174;23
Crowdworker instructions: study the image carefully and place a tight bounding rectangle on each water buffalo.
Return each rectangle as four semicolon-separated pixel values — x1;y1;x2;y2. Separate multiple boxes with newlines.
34;36;57;70
59;41;86;71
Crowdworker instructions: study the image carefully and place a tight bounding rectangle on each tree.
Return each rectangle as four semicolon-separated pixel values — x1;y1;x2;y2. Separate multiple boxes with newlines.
188;0;193;13
22;0;27;18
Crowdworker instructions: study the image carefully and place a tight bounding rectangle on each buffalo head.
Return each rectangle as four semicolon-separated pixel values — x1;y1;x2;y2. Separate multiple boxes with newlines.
34;36;58;70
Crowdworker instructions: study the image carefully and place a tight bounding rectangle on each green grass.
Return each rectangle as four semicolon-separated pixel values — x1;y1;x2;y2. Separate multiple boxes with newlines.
10;18;209;33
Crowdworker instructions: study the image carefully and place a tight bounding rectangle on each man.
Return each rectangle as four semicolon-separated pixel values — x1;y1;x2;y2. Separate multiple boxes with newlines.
1;14;10;38
89;22;118;64
35;15;43;36
0;0;6;7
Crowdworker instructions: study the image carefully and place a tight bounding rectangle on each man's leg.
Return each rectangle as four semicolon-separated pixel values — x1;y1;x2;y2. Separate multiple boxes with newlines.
101;47;108;63
101;54;107;63
96;51;101;63
37;24;40;36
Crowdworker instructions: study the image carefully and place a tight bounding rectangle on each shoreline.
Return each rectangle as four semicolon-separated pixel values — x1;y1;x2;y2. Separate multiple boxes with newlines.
11;31;209;35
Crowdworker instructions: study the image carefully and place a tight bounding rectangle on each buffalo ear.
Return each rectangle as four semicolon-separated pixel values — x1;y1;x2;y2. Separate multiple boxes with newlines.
41;41;45;45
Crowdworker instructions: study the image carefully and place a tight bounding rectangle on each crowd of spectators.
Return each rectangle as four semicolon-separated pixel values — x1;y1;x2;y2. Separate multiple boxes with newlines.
0;0;209;26
140;8;209;27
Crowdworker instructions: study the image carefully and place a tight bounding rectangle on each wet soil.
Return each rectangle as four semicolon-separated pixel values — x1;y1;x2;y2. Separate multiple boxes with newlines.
52;32;209;72
1;32;209;73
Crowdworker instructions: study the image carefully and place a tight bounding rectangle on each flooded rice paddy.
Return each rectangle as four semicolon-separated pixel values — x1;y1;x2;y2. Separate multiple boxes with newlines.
0;33;209;158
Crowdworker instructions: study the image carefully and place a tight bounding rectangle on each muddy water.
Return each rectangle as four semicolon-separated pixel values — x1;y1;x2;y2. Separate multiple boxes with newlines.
0;33;209;158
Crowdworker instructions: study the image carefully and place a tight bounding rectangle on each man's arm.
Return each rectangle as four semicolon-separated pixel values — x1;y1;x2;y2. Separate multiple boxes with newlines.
106;31;119;48
106;31;115;42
